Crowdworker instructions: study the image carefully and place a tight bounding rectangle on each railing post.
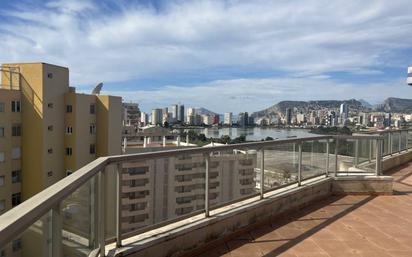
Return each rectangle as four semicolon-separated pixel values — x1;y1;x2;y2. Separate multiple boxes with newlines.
204;153;210;217
325;139;330;176
375;139;382;176
399;132;402;153
98;170;105;256
334;138;339;177
90;176;98;249
354;139;359;167
116;163;122;247
389;132;393;155
298;142;302;186
51;204;62;257
260;148;265;199
368;140;373;162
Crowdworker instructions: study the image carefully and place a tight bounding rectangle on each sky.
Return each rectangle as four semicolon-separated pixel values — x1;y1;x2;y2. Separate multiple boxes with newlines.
0;0;412;113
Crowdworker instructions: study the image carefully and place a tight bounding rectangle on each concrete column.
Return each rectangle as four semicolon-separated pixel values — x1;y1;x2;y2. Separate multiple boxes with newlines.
186;134;189;144
163;136;166;147
143;137;147;148
177;135;181;147
147;136;151;145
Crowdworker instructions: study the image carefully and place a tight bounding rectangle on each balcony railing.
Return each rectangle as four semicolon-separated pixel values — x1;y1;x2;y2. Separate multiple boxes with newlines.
358;128;412;157
0;134;386;257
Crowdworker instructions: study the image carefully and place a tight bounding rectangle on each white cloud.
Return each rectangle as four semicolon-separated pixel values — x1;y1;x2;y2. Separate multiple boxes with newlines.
0;0;411;111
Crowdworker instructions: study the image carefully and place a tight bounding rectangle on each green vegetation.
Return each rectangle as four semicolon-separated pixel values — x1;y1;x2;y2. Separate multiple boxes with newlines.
310;126;352;135
181;130;248;146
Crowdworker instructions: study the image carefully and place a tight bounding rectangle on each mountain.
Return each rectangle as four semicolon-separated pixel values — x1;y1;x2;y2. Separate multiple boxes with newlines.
251;99;364;118
358;99;373;108
195;107;220;116
375;97;412;113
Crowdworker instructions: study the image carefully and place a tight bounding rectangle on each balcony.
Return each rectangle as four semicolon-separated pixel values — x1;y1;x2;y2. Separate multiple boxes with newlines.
0;131;410;257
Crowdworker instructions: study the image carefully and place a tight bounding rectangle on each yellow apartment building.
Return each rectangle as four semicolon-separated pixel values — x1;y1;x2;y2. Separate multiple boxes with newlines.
0;62;121;257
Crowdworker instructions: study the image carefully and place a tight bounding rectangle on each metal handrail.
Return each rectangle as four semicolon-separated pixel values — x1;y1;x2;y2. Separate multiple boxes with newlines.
0;134;384;250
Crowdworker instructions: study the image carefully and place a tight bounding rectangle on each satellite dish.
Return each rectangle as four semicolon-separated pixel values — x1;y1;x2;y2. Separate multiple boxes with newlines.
91;82;103;95
408;67;412;86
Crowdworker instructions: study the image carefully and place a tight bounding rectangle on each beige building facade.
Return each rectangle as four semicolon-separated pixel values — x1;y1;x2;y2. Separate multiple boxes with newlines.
0;63;122;257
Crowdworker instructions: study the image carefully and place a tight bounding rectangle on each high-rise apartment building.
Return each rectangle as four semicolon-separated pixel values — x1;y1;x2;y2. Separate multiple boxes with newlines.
224;112;233;126
0;63;122;204
0;63;122;256
140;112;149;126
123;102;140;126
120;150;257;233
171;105;178;119
407;67;412;86
151;108;163;126
285;108;292;125
178;104;185;123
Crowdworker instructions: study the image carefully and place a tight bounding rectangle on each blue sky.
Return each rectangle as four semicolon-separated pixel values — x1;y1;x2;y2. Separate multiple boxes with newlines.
1;0;412;113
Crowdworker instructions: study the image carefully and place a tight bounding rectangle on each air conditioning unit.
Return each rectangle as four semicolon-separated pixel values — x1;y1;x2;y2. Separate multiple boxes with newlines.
408;67;412;86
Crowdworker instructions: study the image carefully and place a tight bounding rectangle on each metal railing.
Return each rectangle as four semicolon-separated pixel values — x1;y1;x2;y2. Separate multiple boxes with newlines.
0;134;384;257
356;128;412;158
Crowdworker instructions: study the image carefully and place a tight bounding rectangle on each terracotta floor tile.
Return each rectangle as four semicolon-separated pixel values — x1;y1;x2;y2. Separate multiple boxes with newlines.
193;165;412;257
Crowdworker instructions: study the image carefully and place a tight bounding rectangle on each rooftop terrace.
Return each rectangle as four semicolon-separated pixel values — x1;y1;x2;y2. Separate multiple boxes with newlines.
194;163;412;257
0;130;411;257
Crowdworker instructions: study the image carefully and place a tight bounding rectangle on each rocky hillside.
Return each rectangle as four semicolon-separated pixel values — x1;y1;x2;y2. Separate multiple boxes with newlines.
375;97;412;113
195;107;220;116
251;99;364;118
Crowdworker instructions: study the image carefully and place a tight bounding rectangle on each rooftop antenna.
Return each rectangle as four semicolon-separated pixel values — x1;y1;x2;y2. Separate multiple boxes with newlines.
91;82;103;95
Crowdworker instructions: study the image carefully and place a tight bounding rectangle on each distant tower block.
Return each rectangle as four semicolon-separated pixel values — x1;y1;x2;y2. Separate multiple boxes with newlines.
408;67;412;86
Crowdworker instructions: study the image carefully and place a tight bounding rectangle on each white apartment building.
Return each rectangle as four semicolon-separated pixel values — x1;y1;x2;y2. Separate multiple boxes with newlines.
224;112;233;126
120;150;257;233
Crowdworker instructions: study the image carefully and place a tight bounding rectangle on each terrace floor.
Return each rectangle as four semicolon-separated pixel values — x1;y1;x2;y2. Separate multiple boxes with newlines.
196;163;412;257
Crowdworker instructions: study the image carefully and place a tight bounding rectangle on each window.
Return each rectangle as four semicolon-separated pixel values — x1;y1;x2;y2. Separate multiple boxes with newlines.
47;73;53;78
11;147;21;160
12;193;21;207
89;123;96;135
66;126;73;134
90;104;95;114
12;125;21;136
0;127;4;137
66;105;73;113
0;176;4;186
12;170;21;183
89;144;96;154
66;148;72;156
47;103;54;108
12;238;22;252
0;200;5;211
11;101;20;112
0;102;4;112
48;125;53;131
0;152;4;162
47;171;53;177
66;170;73;176
48;148;53;154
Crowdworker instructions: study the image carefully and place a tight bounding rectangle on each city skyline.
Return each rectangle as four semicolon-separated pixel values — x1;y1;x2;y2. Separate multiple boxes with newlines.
0;0;412;113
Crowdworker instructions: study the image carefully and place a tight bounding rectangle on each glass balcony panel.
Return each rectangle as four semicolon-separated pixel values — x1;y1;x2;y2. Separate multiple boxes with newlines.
381;133;390;156
61;178;97;256
301;140;327;179
208;148;259;208
120;152;206;237
263;143;298;189
401;131;408;151
391;132;400;154
0;214;47;257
